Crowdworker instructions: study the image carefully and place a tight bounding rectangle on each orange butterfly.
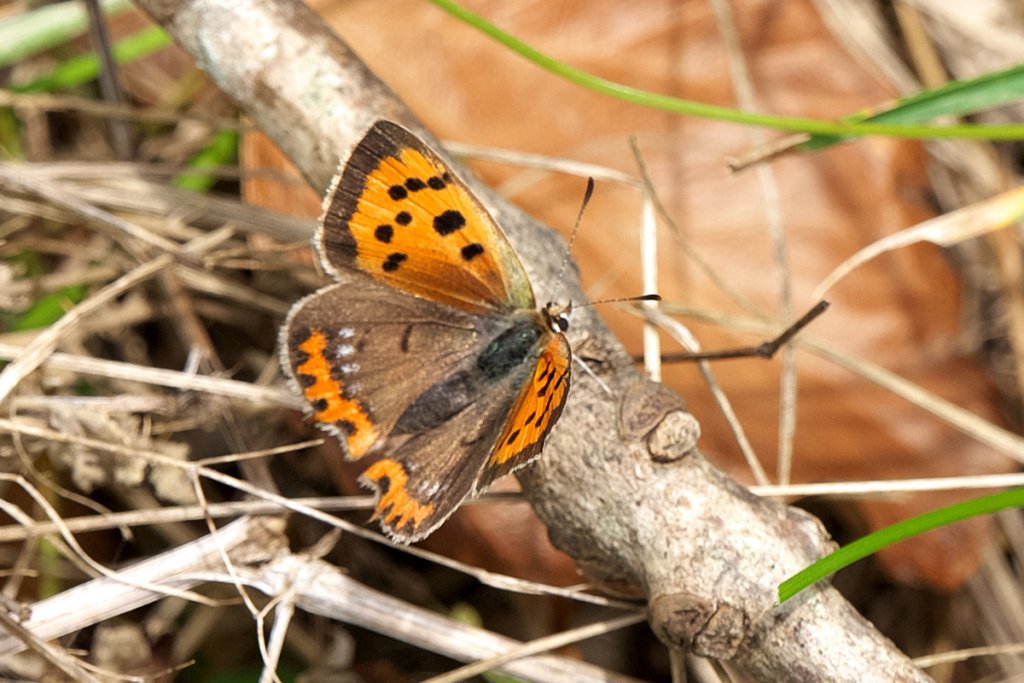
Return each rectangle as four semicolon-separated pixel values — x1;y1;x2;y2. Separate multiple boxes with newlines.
281;120;571;542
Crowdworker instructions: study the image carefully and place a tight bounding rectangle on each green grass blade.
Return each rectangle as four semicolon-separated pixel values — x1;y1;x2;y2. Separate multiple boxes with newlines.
175;129;240;192
429;0;1024;141
778;488;1024;602
805;64;1024;149
863;65;1024;123
0;108;23;159
13;24;172;94
11;284;88;332
0;0;132;68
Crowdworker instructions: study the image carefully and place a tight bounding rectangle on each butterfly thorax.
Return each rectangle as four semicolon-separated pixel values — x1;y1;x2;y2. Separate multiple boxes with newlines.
477;310;549;378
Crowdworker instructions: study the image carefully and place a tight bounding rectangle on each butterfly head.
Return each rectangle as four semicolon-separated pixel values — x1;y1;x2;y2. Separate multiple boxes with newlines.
543;301;572;334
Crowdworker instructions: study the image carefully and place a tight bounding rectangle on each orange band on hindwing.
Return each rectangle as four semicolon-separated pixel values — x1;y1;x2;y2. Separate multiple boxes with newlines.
361;458;435;532
295;330;378;457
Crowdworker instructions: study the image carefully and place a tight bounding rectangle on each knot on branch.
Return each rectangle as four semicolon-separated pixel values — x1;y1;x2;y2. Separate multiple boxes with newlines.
649;591;748;659
618;380;699;462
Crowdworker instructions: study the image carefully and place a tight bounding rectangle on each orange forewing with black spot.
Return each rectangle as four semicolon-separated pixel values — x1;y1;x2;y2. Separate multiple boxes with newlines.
281;120;572;543
481;334;571;485
319;120;533;314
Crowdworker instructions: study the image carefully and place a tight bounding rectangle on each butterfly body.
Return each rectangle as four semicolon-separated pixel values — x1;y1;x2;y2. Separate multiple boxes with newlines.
394;308;555;434
281;120;571;542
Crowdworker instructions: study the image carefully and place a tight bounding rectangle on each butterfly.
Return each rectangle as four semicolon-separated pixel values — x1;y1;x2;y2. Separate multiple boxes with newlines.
280;120;572;543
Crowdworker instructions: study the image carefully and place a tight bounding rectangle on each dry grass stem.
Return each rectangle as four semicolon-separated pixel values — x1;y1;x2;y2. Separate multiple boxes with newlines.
226;554;645;683
424;611;648;683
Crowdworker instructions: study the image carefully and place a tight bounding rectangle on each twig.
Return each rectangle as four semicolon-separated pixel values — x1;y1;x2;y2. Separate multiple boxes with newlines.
230;554;645;683
658;301;830;361
0;515;285;658
0;342;301;408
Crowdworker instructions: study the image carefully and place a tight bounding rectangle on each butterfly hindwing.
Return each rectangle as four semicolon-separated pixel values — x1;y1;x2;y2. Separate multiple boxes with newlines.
280;281;490;459
319;120;535;314
358;332;565;542
359;384;520;542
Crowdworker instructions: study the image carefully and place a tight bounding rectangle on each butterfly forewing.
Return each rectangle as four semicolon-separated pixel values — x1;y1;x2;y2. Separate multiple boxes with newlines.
320;121;535;314
479;333;571;488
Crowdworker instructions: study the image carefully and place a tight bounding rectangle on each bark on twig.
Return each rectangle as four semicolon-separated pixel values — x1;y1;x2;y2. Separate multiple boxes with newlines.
134;0;932;679
0;515;636;683
0;516;287;658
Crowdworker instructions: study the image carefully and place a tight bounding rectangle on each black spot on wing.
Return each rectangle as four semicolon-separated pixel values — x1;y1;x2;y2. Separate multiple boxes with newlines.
374;225;393;243
434;210;466;236
382;252;408;272
461;243;484;261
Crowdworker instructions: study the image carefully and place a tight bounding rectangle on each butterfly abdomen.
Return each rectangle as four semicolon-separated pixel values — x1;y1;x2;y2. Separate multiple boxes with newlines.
392;316;545;435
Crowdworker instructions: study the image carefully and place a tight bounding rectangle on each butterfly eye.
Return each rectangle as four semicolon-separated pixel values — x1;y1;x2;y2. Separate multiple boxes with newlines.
543;302;571;333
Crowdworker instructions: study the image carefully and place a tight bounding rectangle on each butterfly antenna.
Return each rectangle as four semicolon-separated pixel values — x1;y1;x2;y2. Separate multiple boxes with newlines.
577;293;662;308
552;179;660;308
554;177;595;296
